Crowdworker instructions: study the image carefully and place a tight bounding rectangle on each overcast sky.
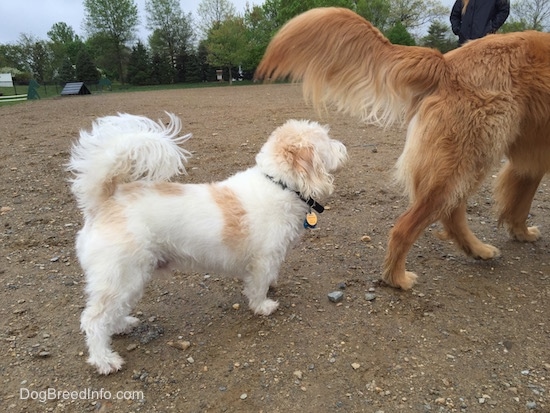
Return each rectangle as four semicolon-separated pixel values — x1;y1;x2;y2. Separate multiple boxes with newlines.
0;0;257;44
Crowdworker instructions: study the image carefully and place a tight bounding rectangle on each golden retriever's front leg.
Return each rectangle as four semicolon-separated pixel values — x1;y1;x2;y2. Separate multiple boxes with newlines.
382;200;438;289
494;161;543;242
440;201;500;259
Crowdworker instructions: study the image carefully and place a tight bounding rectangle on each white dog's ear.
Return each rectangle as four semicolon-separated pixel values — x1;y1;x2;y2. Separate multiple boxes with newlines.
283;143;333;199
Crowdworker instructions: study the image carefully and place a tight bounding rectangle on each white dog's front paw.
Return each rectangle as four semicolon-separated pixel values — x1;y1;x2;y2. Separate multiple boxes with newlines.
88;351;125;375
113;316;140;335
251;299;279;316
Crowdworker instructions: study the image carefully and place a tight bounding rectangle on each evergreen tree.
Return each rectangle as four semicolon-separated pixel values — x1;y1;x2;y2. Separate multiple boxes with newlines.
76;48;100;82
182;52;202;83
127;41;152;85
58;57;76;84
197;41;214;82
421;21;455;53
150;51;173;84
385;22;416;45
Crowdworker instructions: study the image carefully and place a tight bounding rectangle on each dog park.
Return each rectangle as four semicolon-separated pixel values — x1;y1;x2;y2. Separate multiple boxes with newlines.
1;83;549;412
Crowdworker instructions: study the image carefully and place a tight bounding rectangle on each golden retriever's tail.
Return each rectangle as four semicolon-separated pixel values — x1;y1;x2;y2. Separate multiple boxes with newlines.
68;113;191;218
255;7;446;127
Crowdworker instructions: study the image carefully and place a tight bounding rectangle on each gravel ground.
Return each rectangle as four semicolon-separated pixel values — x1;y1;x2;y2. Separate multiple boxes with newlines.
1;83;548;412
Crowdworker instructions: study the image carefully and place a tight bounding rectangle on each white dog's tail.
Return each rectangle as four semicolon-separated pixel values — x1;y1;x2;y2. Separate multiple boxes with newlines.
68;112;191;217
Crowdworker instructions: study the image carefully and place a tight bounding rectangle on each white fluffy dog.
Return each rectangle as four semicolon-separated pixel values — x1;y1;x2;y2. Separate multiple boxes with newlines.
68;113;347;374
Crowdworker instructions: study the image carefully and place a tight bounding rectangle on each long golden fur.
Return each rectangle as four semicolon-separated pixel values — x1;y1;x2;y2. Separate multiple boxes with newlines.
255;7;550;289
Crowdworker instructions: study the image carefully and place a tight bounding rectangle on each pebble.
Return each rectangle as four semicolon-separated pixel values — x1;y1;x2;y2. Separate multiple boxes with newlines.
365;293;376;301
126;343;138;351
351;362;360;370
240;393;248;400
328;291;344;303
361;235;371;242
293;370;303;380
232;303;240;310
167;340;191;350
526;401;537;409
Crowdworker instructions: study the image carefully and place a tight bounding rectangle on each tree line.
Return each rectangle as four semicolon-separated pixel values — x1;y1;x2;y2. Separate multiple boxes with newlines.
0;0;548;87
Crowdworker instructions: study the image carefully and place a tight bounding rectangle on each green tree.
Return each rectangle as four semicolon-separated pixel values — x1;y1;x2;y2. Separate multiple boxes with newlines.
242;4;278;73
175;51;202;83
355;0;391;30
206;16;248;84
150;51;173;84
47;22;78;45
83;0;139;82
197;0;236;38
500;20;529;32
76;48;100;82
197;41;215;81
127;41;152;85
146;0;194;83
58;57;76;84
0;44;23;70
511;0;550;30
17;35;53;83
421;20;456;52
47;22;84;82
385;21;416;45
387;0;447;31
85;33;122;80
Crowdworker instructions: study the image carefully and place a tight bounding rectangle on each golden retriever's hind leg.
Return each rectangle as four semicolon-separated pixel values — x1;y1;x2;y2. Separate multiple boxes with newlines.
494;162;542;242
382;200;438;290
440;201;500;260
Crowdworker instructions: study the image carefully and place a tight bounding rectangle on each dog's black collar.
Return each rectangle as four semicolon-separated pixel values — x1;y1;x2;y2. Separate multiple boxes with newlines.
264;175;324;213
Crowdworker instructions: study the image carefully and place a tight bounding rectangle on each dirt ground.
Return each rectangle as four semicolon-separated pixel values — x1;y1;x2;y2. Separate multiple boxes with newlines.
1;84;548;413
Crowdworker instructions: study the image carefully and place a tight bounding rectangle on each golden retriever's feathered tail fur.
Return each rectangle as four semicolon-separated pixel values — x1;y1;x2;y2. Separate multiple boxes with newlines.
256;7;550;290
255;7;445;127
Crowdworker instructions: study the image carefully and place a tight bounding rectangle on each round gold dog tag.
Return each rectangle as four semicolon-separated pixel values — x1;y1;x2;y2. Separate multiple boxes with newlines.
306;212;317;227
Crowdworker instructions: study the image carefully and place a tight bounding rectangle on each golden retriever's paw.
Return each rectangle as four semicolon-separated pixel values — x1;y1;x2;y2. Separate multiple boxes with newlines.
511;226;541;242
383;271;418;290
473;243;501;260
435;230;451;241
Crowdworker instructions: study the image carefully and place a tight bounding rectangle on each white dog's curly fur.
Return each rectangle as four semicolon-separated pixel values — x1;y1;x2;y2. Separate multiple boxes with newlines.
68;113;347;374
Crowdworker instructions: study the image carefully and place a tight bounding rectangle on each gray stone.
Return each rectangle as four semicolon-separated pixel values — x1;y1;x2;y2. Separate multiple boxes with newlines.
328;291;344;303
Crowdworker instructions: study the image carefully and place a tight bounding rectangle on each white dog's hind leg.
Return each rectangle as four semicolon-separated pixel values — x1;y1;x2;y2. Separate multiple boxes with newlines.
81;297;127;375
112;316;141;334
80;258;151;374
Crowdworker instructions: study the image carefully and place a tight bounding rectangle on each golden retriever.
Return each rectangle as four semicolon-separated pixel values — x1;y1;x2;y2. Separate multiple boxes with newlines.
255;7;550;289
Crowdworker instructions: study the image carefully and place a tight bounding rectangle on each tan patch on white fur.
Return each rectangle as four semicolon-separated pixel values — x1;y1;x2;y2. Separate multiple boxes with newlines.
209;185;248;247
116;181;185;200
153;182;185;196
95;199;131;236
